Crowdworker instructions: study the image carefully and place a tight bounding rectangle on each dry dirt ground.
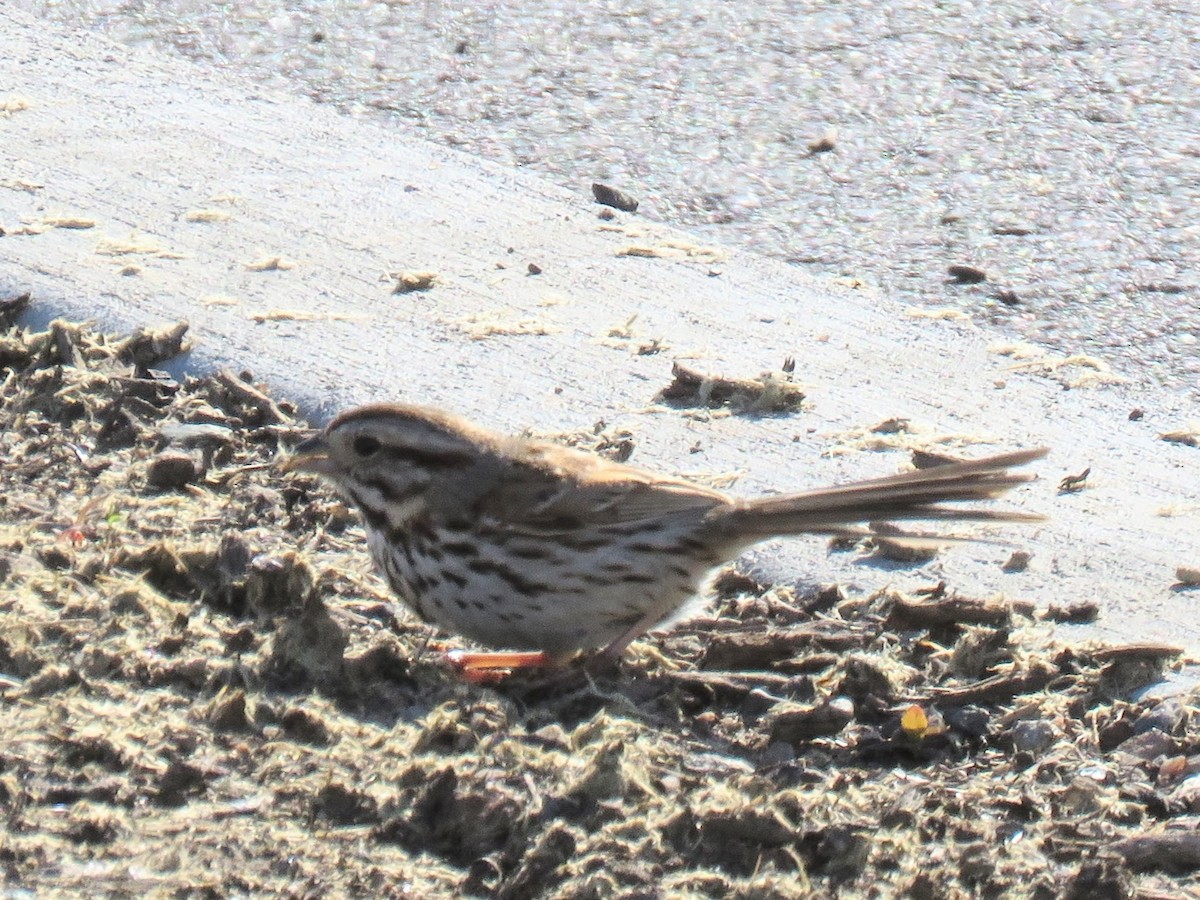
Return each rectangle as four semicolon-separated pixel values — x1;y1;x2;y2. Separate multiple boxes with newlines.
2;299;1199;898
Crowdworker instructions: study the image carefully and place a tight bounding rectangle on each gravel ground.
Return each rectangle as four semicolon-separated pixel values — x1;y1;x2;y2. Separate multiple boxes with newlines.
3;305;1200;897
12;0;1200;400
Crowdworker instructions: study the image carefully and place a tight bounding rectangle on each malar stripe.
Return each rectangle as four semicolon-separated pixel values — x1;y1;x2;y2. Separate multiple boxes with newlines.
359;475;425;506
347;487;388;532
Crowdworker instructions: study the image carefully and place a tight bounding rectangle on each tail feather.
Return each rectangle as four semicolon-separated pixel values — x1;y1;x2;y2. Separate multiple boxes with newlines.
724;447;1048;537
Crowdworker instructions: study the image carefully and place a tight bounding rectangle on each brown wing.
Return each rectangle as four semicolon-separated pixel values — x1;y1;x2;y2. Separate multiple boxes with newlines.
475;440;730;535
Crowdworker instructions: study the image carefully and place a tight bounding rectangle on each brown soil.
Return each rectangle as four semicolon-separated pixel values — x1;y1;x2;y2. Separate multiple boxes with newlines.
1;302;1198;898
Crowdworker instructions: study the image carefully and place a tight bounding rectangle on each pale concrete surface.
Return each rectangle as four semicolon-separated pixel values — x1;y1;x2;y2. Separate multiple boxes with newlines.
14;0;1200;400
2;7;1197;659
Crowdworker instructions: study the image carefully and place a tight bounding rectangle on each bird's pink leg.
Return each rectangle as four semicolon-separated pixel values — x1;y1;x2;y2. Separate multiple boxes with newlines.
444;648;588;683
446;649;552;672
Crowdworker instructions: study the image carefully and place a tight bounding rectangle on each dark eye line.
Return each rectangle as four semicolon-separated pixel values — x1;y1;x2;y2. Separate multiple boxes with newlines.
342;430;475;468
387;446;475;469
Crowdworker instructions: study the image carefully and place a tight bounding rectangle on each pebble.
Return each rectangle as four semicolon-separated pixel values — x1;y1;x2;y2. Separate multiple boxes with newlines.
592;182;639;212
948;263;988;284
1011;719;1059;755
1134;698;1184;735
147;450;198;488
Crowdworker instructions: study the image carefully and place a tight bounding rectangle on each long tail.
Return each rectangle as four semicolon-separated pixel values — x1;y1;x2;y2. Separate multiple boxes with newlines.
722;448;1048;538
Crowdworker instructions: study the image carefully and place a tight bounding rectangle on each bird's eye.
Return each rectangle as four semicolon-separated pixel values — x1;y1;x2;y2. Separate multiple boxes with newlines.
353;435;381;457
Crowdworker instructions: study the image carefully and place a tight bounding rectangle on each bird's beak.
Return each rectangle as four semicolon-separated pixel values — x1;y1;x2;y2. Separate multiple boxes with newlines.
279;434;334;475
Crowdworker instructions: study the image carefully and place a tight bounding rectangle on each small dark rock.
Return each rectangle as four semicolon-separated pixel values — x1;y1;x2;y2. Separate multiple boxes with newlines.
944;706;991;740
1044;600;1100;623
991;221;1037;236
807;129;838;154
948;264;988;284
147;450;198;489
1002;550;1032;573
995;289;1021;305
1011;719;1059;755
592;182;639;212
